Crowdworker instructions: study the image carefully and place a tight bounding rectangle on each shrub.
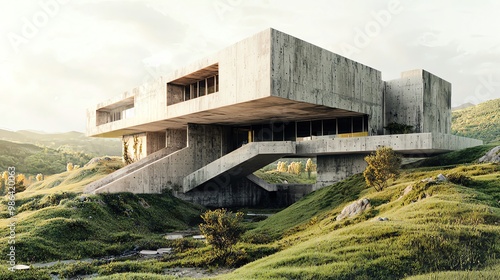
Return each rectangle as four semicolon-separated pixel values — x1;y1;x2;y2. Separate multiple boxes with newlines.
384;122;414;134
199;209;244;260
363;147;402;191
446;173;473;186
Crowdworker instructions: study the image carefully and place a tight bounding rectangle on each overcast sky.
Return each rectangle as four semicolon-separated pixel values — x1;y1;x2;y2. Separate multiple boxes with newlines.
0;0;499;133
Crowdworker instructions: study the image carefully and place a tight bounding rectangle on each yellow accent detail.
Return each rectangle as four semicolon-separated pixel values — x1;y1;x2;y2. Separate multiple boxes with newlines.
337;131;369;138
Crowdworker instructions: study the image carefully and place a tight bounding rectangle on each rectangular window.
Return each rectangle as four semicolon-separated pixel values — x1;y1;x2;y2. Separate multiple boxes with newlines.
297;121;311;137
272;122;285;141
199;79;206;96
284;122;296;141
167;63;219;105
192;83;198;98
338;117;352;134
184;85;191;101
353;116;363;133
312;120;323;136
323;119;337;135
207;76;216;94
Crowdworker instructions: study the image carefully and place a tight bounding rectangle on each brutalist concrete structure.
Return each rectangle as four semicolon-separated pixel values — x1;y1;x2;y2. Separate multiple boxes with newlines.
85;28;482;207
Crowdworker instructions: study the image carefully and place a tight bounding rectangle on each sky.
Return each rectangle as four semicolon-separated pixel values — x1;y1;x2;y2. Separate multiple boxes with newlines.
0;0;499;133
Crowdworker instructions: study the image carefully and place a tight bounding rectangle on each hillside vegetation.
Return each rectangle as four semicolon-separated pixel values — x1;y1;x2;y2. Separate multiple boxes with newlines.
0;129;121;157
452;98;500;143
0;140;93;177
1;145;499;279
0;157;203;279
220;148;500;279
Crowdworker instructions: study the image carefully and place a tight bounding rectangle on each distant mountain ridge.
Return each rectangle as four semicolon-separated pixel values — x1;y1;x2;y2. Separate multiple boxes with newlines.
452;98;500;143
0;129;121;157
451;102;475;111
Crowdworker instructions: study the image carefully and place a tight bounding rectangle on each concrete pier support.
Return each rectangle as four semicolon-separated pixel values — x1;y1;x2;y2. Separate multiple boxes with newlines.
315;154;367;190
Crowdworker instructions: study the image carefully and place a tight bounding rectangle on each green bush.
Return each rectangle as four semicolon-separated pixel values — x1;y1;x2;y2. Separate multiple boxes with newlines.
199;209;245;261
446;173;473;186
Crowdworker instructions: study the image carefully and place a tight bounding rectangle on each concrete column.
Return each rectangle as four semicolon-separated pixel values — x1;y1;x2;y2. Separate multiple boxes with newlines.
187;123;226;169
315;154;367;190
146;132;166;155
166;129;187;150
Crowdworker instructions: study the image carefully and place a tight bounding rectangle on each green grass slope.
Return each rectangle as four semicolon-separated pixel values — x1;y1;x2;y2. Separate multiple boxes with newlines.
403;143;499;169
0;139;93;177
0;129;121;156
0;158;204;265
219;147;500;279
452;98;500;143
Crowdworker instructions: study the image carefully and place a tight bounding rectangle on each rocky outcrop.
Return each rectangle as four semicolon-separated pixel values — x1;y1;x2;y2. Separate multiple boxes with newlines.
478;146;500;163
336;198;371;221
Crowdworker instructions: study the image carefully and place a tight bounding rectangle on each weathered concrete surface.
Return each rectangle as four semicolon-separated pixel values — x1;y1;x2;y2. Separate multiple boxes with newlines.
85;144;186;193
270;29;384;136
385;70;451;134
296;133;483;156
183;141;296;192
88;124;232;194
177;176;312;208
315;154;367;189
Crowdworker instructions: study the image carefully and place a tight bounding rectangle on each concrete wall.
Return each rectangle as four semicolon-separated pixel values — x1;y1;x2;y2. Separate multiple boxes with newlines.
422;70;451;134
270;29;384;135
315;154;367;189
166;129;187;150
177;177;312;208
384;70;451;134
146;132;166;155
91;123;231;194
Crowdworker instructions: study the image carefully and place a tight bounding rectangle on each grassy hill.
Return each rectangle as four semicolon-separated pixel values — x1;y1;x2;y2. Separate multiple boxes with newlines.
452;98;500;143
1;145;499;279
0;157;203;279
0;140;93;178
220;149;500;279
0;129;121;157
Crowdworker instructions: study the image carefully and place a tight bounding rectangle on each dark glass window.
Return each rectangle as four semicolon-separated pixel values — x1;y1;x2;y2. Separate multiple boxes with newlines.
199;80;206;96
207;76;216;94
353;116;363;133
323;119;337;135
184;85;191;101
272;122;284;141
297;121;311;137
338;117;352;134
312;120;322;136
284;122;296;141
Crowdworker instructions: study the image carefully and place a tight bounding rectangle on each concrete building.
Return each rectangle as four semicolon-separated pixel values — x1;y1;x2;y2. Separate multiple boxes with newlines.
85;28;482;207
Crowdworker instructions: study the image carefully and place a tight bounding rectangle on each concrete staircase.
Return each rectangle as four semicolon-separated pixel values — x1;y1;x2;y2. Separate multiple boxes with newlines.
183;141;296;192
85;146;186;194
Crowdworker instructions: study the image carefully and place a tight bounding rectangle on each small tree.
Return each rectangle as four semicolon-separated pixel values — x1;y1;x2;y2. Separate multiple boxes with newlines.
66;162;74;171
363;146;401;192
199;209;244;259
36;173;44;181
15;174;26;193
305;158;316;178
288;161;303;175
277;161;288;172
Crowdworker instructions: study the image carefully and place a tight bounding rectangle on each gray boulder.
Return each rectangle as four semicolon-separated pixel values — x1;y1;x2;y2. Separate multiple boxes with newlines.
478;146;500;163
336;198;371;221
436;174;448;182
